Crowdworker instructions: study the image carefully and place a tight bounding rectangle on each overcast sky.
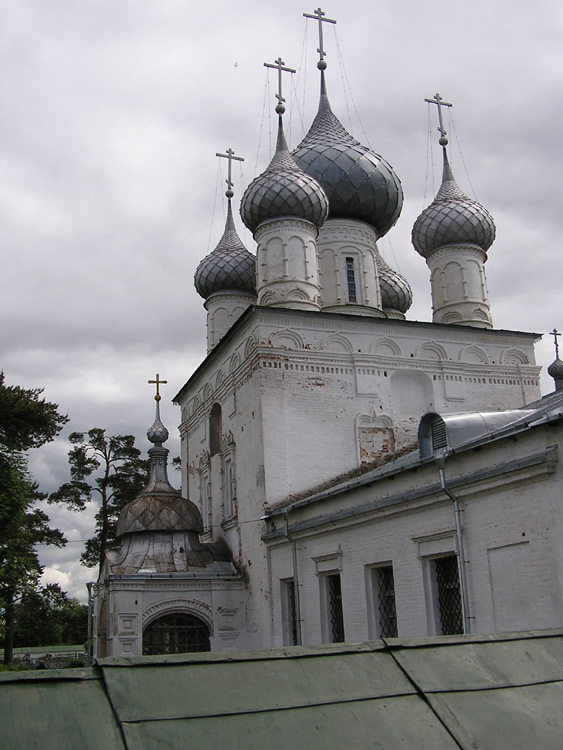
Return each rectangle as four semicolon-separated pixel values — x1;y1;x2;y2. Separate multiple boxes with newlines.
2;0;561;600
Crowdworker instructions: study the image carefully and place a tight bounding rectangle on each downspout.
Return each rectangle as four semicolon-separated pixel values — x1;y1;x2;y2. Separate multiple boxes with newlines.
86;581;93;666
283;509;302;645
435;452;471;635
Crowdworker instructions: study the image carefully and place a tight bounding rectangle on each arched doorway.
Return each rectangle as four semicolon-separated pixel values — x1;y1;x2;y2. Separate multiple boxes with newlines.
143;612;211;655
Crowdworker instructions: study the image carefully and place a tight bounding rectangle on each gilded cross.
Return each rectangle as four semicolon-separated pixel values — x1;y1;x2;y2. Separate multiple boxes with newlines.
303;7;337;64
425;92;453;141
148;373;167;402
264;57;296;112
216;148;244;194
551;328;561;359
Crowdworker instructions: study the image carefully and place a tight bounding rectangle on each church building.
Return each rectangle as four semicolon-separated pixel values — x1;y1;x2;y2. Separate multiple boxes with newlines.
92;10;563;659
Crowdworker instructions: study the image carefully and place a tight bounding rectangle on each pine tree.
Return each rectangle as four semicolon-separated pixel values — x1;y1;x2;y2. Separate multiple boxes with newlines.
50;429;149;577
0;372;68;663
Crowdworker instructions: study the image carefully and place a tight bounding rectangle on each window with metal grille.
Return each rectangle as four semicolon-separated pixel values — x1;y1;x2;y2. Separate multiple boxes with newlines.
434;556;464;635
143;613;211;655
345;257;357;303
375;565;398;638
326;573;345;643
282;579;298;646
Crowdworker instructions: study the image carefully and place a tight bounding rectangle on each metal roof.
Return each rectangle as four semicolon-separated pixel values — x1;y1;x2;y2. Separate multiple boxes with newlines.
3;630;563;749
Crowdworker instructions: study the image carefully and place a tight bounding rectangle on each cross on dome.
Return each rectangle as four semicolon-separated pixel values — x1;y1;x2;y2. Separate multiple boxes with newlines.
303;7;336;69
148;373;167;403
264;57;296;114
216;148;244;198
425;92;453;145
551;328;561;359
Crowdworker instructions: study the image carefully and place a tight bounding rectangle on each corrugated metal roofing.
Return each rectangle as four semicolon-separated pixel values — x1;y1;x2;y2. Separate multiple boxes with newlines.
2;630;563;749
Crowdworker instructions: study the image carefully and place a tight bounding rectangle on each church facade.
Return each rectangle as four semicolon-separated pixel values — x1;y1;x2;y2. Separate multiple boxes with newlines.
93;11;563;659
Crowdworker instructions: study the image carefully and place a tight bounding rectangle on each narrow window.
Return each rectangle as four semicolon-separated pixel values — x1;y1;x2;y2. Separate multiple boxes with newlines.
281;579;299;646
199;472;211;530
209;403;222;456
345;257;357;303
223;456;234;518
434;556;463;635
326;573;345;643
374;565;398;638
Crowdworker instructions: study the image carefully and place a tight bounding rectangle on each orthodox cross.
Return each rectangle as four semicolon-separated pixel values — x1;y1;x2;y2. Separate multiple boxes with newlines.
216;148;244;196
551;328;561;359
425;92;453;141
148;373;167;402
303;7;337;64
264;57;296;113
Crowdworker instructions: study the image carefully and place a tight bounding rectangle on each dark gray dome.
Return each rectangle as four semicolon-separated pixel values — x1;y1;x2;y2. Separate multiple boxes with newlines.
412;150;496;259
194;201;256;299
548;357;563;379
292;77;402;237
240;118;329;233
376;253;413;314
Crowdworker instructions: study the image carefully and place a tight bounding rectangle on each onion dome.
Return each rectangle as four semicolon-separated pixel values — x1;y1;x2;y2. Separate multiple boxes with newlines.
292;72;402;237
548;329;563;391
115;387;203;537
376;253;413;314
548;358;563;380
240;117;329;233
412;148;496;259
194;200;256;299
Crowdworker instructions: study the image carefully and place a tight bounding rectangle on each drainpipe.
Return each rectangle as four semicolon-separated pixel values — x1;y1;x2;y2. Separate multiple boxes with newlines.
435;452;471;635
86;581;93;666
283;509;302;645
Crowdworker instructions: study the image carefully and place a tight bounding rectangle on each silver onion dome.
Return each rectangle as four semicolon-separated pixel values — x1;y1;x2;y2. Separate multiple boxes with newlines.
548;358;563;380
376;253;413;314
194;201;256;299
412;149;496;259
292;73;403;237
240;117;329;233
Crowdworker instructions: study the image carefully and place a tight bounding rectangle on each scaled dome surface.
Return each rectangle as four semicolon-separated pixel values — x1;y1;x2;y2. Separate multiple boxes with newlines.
376;253;413;314
194;202;256;299
240;119;329;233
292;83;403;237
412;153;496;259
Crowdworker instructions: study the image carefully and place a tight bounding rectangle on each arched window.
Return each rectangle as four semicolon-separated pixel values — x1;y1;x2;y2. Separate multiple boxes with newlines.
209;403;222;456
143;613;211;655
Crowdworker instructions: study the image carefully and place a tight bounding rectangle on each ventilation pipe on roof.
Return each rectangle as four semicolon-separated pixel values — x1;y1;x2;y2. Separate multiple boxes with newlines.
435;451;471;635
284;509;303;646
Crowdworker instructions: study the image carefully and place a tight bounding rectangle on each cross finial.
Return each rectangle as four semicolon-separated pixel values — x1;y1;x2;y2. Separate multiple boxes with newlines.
216;148;244;198
551;328;561;359
303;7;337;69
425;92;453;145
264;57;296;115
148;373;167;402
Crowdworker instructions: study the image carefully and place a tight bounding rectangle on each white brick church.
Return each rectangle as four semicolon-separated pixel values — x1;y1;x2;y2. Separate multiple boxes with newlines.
92;11;563;659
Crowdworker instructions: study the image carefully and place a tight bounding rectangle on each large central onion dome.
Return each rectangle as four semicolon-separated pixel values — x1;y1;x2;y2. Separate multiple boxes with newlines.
412;150;496;259
194;201;256;299
292;74;403;237
240;118;329;233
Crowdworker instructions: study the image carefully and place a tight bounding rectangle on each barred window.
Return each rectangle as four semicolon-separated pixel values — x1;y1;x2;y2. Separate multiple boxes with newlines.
434;556;463;635
326;573;345;643
143;613;210;655
345;257;357;303
374;565;398;638
281;579;299;646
